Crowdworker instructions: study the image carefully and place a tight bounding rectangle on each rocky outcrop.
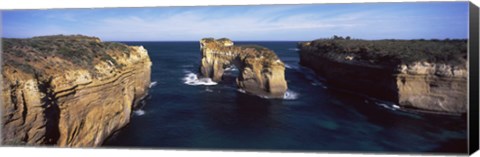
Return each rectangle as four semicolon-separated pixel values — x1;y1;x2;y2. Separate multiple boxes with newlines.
298;39;467;113
199;38;287;98
1;35;152;147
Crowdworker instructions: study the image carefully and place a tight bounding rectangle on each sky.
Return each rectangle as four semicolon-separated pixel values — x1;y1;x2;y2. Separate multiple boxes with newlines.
1;2;469;41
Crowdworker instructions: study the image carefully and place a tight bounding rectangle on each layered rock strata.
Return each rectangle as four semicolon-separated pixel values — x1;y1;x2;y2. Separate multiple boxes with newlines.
298;39;467;113
199;38;287;98
1;35;152;146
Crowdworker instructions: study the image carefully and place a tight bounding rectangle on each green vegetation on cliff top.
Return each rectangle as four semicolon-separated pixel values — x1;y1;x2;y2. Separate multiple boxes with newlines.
299;36;467;66
2;35;132;76
201;38;280;61
238;44;269;51
238;44;279;60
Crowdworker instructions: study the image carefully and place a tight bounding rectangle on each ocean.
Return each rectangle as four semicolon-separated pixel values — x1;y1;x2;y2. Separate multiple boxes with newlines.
103;42;467;153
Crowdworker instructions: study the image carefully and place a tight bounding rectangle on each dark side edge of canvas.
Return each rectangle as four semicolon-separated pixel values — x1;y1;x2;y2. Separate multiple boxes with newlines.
469;1;479;155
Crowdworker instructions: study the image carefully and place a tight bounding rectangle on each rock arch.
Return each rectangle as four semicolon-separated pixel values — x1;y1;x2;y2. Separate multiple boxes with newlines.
199;38;288;98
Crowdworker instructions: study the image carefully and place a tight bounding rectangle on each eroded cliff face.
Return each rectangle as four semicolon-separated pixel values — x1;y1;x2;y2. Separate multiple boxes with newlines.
199;38;287;98
1;35;152;146
299;41;467;113
395;62;467;113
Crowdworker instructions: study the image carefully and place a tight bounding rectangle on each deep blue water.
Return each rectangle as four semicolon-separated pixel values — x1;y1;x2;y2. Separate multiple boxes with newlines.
103;42;467;153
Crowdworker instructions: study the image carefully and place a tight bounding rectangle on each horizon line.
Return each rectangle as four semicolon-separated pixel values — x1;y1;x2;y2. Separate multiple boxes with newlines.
1;36;468;42
105;38;469;42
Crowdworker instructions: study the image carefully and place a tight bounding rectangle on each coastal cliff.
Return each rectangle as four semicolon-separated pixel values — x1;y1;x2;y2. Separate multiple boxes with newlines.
1;35;152;146
298;38;467;113
200;38;287;98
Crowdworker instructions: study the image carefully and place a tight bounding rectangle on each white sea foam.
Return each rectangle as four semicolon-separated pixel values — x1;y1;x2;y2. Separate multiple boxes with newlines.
205;88;214;92
237;89;298;100
183;72;218;86
149;81;158;88
284;64;293;69
283;90;299;100
284;63;301;70
377;103;390;109
224;66;238;72
133;109;145;116
374;101;398;111
237;89;246;93
288;48;300;51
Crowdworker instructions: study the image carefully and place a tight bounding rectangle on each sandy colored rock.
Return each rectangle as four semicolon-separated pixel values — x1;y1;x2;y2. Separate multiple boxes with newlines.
298;40;467;113
1;35;152;147
199;38;287;98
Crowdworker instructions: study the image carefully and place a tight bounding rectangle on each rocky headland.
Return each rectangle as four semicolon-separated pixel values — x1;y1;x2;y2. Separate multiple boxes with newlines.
199;38;288;98
298;37;467;113
1;35;152;146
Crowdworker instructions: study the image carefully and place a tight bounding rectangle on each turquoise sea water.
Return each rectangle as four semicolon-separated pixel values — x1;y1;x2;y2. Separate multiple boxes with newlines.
103;42;467;153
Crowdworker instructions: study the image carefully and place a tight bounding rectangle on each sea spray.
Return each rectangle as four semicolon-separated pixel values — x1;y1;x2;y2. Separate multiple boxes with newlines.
368;98;400;111
183;72;218;86
236;89;298;100
133;109;145;116
284;64;293;69
237;89;246;94
224;66;238;72
149;81;158;88
205;88;214;92
283;90;299;100
288;48;300;51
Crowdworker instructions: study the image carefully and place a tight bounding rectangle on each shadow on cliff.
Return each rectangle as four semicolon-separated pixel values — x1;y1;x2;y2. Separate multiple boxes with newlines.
36;76;60;145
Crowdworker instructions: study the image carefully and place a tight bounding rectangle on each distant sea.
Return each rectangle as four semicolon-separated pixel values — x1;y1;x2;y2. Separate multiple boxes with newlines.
103;41;467;153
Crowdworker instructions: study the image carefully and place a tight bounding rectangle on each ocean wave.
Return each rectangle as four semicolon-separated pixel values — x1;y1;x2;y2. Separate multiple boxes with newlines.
370;98;458;116
284;64;293;69
236;89;299;100
224;66;238;72
285;63;302;70
283;90;299;100
237;89;246;93
372;99;400;111
149;81;158;88
133;109;145;116
288;48;300;51
311;82;327;89
183;72;218;86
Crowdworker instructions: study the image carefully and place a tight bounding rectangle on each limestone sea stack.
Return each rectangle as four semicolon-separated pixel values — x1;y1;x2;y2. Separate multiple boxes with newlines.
298;37;467;113
1;35;152;146
199;38;288;98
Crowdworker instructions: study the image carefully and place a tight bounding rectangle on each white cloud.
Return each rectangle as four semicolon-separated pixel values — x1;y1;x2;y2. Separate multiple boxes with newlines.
3;3;467;40
81;8;372;40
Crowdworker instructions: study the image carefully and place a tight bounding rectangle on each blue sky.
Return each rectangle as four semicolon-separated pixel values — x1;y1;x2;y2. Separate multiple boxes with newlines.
1;2;469;41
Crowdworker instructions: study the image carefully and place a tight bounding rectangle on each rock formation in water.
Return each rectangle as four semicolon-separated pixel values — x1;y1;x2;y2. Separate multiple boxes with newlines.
298;37;467;113
1;35;152;147
199;38;287;98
